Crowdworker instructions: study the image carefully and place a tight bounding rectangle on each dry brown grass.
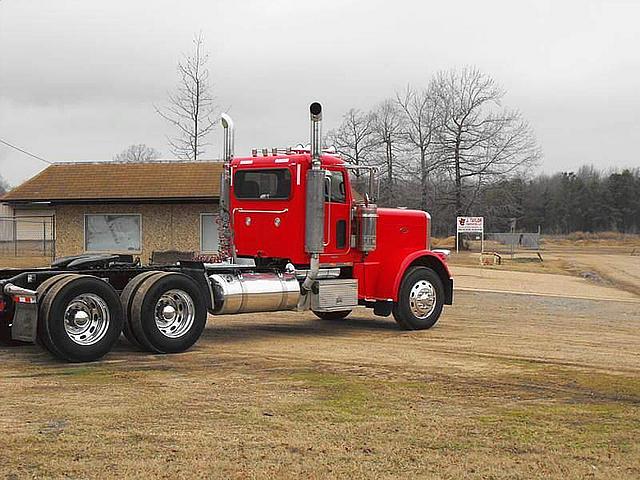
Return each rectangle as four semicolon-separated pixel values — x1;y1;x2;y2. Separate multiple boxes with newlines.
432;236;456;248
1;289;639;479
449;250;575;277
432;233;640;251
0;255;51;269
545;232;640;247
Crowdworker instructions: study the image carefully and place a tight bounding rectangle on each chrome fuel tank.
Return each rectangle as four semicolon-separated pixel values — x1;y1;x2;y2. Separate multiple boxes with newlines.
356;204;378;252
209;272;300;315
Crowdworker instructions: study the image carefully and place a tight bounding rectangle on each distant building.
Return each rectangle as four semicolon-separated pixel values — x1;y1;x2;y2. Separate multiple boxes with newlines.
1;161;222;262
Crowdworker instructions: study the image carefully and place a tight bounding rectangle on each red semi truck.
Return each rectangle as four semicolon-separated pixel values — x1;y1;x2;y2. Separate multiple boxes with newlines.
0;103;453;362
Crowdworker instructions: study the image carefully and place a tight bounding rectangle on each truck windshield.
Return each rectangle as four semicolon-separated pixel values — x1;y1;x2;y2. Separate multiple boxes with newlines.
234;169;291;200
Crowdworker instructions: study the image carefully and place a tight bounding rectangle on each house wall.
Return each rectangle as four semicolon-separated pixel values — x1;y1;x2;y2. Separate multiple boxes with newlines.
55;202;219;263
0;203;13;241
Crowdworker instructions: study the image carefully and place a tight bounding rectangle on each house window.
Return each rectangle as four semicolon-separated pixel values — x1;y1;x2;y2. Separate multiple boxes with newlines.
201;213;219;252
85;214;141;252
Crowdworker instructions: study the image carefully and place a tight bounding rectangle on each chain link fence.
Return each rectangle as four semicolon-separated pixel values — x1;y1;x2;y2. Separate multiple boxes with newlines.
485;232;541;251
481;232;542;260
0;215;56;259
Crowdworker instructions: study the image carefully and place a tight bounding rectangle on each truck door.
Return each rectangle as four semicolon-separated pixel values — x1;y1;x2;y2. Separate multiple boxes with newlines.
323;169;350;258
232;167;296;260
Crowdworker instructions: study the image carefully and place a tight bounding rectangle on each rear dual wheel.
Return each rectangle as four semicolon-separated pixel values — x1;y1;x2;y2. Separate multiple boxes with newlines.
34;272;206;361
37;274;123;362
0;274;74;347
119;271;159;349
122;272;207;354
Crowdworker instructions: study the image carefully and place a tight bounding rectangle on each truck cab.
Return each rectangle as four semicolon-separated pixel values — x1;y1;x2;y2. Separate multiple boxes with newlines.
227;121;453;325
231;153;353;265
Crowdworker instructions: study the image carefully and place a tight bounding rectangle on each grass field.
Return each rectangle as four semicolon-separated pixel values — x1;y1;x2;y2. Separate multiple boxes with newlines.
0;256;51;269
0;242;639;479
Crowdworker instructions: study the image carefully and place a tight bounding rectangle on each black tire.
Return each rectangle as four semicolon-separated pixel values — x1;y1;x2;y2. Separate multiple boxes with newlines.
35;274;79;355
120;271;163;349
130;272;207;354
0;318;11;344
393;267;444;330
0;323;13;345
312;310;352;321
39;275;124;362
0;307;18;345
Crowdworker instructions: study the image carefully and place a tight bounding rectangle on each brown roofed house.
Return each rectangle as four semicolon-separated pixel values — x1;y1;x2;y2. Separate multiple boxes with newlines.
1;161;223;263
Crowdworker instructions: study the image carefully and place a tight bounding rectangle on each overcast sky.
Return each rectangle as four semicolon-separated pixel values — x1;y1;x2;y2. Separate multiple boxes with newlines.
1;0;639;186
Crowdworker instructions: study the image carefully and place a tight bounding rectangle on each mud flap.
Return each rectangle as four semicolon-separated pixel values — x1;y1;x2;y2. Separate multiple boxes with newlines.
11;303;38;343
445;278;454;305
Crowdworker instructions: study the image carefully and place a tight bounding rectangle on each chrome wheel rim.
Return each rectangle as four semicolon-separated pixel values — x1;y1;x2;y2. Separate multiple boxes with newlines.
409;279;437;319
64;293;110;346
154;289;195;338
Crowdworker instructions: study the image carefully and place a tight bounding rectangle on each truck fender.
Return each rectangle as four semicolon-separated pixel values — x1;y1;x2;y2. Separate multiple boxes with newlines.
392;250;453;305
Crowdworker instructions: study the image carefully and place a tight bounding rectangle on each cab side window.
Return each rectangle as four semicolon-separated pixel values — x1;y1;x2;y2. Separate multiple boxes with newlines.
234;169;291;200
325;170;346;203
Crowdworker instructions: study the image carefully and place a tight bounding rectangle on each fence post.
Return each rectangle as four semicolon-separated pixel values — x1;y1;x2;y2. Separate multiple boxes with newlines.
43;220;47;257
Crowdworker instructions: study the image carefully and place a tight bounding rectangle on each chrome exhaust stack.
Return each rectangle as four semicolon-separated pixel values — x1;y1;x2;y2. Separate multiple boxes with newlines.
299;102;326;307
309;102;322;167
220;113;236;262
221;113;234;161
305;103;325;255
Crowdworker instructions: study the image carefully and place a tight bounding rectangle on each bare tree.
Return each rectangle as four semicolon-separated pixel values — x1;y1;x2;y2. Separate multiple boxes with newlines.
326;108;377;170
0;174;9;195
431;67;540;216
156;32;217;160
396;85;441;211
371;100;405;204
113;144;160;163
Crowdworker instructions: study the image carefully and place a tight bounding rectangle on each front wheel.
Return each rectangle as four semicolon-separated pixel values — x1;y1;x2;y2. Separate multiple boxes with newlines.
393;267;444;330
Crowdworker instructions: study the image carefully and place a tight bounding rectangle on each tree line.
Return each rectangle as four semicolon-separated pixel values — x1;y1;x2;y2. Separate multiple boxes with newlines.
327;67;541;234
488;166;640;235
381;166;640;236
327;67;639;236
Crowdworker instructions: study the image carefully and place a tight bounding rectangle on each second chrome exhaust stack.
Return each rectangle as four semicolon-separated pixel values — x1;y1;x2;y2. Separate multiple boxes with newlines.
300;102;326;306
221;113;234;161
220;113;236;262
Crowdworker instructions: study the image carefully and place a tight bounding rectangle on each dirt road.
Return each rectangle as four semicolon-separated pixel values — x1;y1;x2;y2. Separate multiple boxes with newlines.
561;252;640;297
452;264;640;302
1;282;639;479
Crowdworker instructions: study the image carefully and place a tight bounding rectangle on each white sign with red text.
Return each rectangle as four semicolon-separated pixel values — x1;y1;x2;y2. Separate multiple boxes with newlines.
456;216;485;253
456;216;484;234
